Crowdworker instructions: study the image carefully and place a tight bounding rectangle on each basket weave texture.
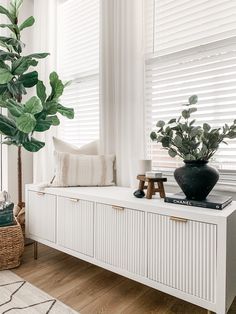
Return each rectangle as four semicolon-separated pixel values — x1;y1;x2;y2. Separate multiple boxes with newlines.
0;218;24;270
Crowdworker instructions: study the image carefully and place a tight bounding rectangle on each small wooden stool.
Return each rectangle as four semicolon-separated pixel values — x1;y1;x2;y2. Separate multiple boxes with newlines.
137;175;167;199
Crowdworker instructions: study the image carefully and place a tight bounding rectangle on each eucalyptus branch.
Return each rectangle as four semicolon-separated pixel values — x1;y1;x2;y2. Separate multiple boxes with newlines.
150;95;236;161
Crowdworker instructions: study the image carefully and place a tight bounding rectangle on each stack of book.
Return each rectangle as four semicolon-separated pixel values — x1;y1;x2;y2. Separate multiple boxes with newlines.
164;193;232;210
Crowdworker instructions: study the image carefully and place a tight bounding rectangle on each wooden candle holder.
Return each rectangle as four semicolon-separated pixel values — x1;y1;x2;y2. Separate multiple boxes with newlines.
137;175;167;199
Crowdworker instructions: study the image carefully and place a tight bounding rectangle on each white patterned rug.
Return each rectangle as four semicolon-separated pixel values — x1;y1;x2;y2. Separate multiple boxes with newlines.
0;271;79;314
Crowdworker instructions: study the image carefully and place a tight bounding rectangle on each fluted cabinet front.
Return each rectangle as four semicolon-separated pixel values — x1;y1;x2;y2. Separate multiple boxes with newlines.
95;203;145;277
147;213;217;303
28;191;56;243
57;197;94;257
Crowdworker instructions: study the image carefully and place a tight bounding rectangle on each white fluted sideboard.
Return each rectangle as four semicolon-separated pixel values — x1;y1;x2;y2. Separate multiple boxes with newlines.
26;185;236;314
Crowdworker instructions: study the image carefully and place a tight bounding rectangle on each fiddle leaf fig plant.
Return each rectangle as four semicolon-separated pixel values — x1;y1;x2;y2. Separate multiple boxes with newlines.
150;95;236;161
0;0;74;206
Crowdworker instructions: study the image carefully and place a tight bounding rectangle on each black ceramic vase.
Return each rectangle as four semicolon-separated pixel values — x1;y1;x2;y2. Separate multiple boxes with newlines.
174;160;219;201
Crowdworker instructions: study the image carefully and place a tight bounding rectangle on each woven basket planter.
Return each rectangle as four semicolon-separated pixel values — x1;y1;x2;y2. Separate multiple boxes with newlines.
0;218;24;270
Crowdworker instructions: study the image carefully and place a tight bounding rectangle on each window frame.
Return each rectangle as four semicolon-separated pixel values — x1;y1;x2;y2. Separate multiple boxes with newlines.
145;3;236;186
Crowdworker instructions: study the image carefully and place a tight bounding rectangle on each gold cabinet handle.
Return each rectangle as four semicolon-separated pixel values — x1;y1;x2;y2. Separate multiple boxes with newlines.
112;205;124;211
170;216;188;223
37;192;45;196
69;198;79;202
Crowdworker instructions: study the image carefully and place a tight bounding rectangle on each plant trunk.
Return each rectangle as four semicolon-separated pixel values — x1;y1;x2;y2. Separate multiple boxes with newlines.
17;146;24;208
16;93;24;209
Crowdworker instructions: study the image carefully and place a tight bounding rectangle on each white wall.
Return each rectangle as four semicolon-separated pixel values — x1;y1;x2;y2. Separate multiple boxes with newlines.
2;0;34;203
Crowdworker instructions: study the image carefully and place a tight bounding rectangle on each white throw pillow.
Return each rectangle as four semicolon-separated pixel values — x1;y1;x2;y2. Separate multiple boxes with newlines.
52;151;115;187
53;137;99;155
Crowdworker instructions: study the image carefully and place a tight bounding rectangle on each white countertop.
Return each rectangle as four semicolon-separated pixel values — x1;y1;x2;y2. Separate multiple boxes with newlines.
26;184;236;222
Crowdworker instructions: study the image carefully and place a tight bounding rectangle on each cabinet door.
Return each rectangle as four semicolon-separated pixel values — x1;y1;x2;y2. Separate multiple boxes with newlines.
126;208;145;276
148;213;217;303
57;197;94;257
28;191;56;243
95;203;145;276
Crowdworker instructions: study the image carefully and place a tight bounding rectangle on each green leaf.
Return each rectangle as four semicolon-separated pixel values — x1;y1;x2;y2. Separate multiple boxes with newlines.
168;148;177;158
161;136;170;148
156;135;163;143
173;135;182;147
156;120;165;128
24;96;43;115
0;5;14;23
0;60;10;70
36;80;47;103
150;131;157;141
57;104;74;119
224;124;229;132
190;127;201;137
7;81;26;98
48;72;64;101
9;0;23;18
0;41;10;52
182;110;190;119
0;83;7;94
0;114;16;136
0;89;12;107
203;123;211;132
12;57;38;75
19;71;38;88
189;119;196;126
0;24;17;33
201;144;208;154
34;110;46;121
23;137;45;152
19;16;35;31
0;50;16;61
46;115;60;126
166;127;173;137
34;119;51;132
0;36;24;52
27;53;50;59
13;130;29;145
189;107;197;114
16;113;36;133
45;101;58;114
227;131;236;139
5;99;24;117
168;118;176;124
189;95;198;105
182;123;189;132
2;140;14;145
0;68;13;84
184;154;196;161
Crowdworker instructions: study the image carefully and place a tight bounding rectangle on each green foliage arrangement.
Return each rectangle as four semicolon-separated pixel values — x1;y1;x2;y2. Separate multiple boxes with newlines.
150;95;236;161
0;0;74;206
0;0;74;152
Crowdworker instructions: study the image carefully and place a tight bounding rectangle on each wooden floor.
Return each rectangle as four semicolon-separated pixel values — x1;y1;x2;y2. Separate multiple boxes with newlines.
13;244;236;314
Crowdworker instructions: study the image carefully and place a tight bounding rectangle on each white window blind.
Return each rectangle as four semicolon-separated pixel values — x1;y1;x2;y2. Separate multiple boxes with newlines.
57;0;99;147
145;0;236;179
146;0;236;56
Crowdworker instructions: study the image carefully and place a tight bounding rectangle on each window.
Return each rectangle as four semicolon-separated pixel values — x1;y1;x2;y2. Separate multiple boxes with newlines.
145;0;236;182
57;0;99;147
